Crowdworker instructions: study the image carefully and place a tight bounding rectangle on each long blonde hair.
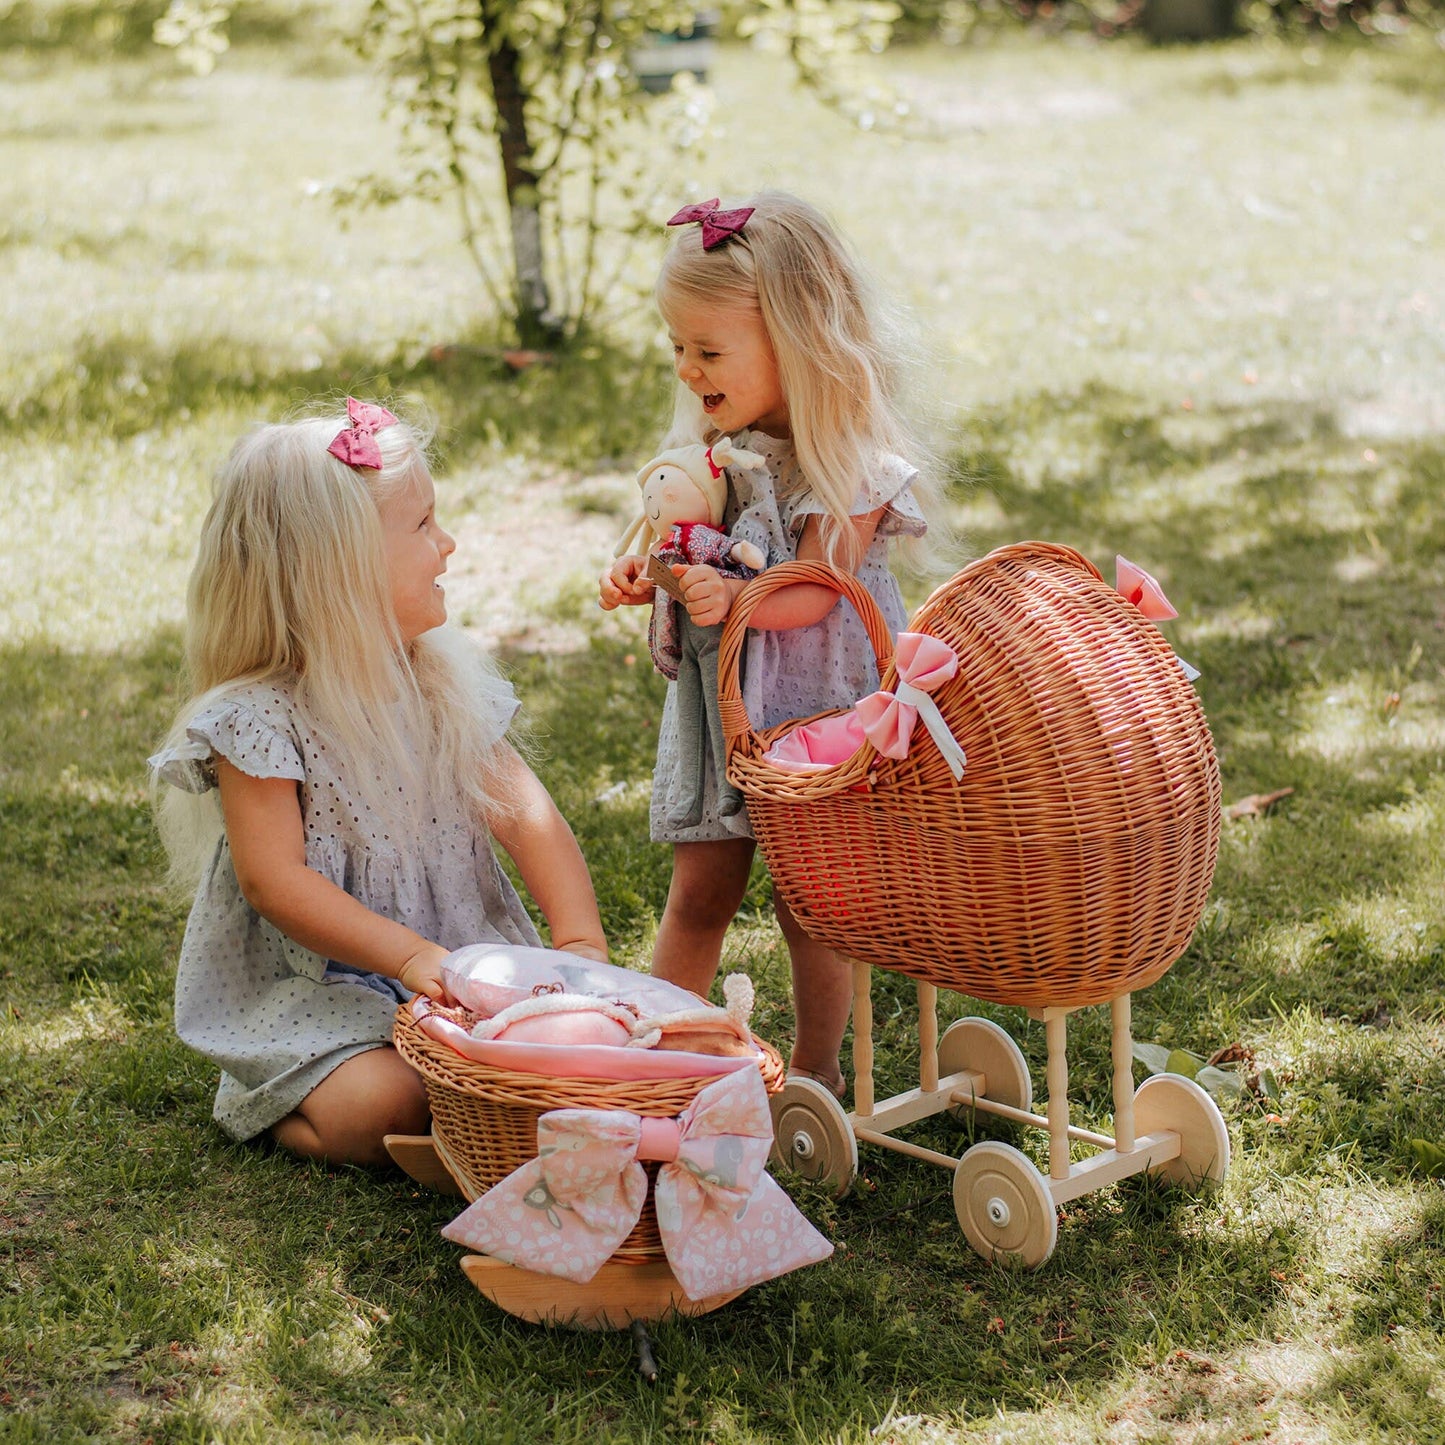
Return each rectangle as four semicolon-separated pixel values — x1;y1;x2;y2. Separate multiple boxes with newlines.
153;403;514;894
657;190;940;571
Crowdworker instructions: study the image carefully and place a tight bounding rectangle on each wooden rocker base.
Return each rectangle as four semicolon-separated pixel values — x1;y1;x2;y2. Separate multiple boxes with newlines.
383;1133;465;1197
459;1255;745;1331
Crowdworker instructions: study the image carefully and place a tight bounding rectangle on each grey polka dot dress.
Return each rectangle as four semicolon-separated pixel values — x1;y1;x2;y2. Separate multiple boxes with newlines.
149;679;541;1142
650;429;926;844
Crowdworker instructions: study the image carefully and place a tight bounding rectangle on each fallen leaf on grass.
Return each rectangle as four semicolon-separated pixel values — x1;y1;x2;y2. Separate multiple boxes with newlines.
1406;1139;1445;1178
1226;787;1294;820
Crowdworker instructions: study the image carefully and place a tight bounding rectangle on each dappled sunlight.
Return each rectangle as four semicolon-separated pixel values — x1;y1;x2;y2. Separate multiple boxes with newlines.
4;994;130;1056
1291;680;1445;763
1333;549;1389;583
1183;603;1278;644
5;26;1445;1445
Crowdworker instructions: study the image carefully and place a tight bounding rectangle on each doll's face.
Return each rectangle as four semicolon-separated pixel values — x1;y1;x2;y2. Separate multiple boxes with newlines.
641;464;716;538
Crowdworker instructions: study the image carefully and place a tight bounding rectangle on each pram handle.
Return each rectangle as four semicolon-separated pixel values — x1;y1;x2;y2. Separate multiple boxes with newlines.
718;561;897;801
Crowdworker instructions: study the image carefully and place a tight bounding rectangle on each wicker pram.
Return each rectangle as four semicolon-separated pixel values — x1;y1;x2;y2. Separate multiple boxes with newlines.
389;1002;787;1326
719;542;1229;1267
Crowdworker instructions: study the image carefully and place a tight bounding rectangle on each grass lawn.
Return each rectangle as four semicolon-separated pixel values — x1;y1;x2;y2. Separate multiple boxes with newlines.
3;17;1445;1443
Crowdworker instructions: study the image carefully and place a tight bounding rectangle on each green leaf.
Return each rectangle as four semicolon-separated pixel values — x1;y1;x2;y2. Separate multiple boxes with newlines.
1406;1139;1445;1178
1194;1065;1245;1099
1164;1048;1205;1080
1131;1042;1172;1074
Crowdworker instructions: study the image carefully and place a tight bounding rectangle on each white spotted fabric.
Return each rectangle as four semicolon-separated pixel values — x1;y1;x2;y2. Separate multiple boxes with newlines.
150;678;541;1141
650;428;925;843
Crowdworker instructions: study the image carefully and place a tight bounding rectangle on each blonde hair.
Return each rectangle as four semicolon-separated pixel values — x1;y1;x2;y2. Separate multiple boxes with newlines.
153;402;515;894
657;190;941;571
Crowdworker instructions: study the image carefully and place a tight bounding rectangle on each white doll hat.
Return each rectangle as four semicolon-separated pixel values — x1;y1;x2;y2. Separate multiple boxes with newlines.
613;435;766;557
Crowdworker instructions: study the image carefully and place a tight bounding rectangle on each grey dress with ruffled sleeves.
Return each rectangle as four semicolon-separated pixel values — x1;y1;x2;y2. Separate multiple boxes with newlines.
150;678;541;1141
649;429;926;844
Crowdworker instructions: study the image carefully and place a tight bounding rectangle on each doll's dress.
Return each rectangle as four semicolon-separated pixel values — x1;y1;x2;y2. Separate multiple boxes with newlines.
649;428;925;845
149;675;540;1142
647;522;760;827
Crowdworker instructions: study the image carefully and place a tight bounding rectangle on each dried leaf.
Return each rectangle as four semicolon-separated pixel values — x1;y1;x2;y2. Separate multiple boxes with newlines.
1226;787;1295;820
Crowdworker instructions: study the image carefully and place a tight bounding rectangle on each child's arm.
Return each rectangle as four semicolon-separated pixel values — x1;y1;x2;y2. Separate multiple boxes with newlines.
216;760;449;999
675;508;886;629
598;554;655;610
484;743;609;964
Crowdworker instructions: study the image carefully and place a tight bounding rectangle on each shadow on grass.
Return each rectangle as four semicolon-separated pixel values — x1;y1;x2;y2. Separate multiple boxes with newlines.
3;330;673;472
5;379;1445;1436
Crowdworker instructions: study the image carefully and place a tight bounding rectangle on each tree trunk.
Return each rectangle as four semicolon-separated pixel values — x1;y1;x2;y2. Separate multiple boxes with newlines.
479;1;560;346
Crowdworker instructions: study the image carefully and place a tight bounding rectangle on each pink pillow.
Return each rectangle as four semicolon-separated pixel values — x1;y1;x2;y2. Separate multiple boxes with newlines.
493;1010;633;1048
763;711;867;771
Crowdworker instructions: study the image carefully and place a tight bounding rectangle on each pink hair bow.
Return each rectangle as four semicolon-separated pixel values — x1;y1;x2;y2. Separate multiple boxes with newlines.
667;198;755;252
326;397;399;470
853;632;967;780
441;1068;832;1299
1116;555;1178;622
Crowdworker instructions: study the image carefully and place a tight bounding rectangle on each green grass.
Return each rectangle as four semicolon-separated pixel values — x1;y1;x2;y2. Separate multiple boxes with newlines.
4;22;1445;1444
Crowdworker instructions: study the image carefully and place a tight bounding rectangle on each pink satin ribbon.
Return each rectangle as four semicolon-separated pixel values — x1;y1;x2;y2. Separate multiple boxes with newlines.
441;1068;832;1300
1116;555;1178;621
326;397;398;470
853;632;967;779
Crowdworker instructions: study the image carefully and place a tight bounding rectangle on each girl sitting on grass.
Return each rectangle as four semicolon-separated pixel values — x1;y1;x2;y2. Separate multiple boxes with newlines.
600;191;940;1099
151;400;607;1167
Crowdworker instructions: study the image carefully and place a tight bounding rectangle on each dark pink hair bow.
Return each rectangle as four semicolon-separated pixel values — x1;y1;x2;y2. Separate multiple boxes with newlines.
667;198;754;251
327;397;399;470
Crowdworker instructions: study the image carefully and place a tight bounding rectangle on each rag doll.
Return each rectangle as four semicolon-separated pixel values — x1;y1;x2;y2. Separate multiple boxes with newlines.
615;436;768;826
469;972;759;1058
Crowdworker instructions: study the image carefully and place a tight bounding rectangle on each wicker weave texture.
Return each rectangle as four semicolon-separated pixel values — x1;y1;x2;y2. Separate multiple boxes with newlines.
394;1005;786;1263
721;542;1221;1008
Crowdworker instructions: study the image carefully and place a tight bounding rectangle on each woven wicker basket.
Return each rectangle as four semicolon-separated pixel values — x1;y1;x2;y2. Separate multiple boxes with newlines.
719;542;1221;1010
394;1003;786;1263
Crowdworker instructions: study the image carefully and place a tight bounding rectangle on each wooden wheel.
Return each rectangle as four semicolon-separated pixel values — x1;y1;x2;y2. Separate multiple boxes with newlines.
1133;1074;1230;1187
460;1256;744;1330
953;1141;1058;1268
938;1017;1033;1112
769;1077;858;1197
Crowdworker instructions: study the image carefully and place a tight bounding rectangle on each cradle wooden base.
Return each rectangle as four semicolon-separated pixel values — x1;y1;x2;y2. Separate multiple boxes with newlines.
459;1256;744;1331
769;964;1231;1269
384;1133;465;1196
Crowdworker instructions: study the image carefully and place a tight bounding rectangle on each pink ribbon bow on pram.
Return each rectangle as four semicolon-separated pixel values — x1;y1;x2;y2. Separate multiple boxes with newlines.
853;632;967;780
1115;555;1178;621
441;1068;832;1300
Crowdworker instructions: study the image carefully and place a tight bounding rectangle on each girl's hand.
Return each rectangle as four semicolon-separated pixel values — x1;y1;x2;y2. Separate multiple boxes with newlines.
674;563;733;627
396;942;450;1002
599;555;655;610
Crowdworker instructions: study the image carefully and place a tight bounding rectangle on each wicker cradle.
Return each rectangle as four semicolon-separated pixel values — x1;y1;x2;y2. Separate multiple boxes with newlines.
393;1003;786;1264
719;542;1222;1010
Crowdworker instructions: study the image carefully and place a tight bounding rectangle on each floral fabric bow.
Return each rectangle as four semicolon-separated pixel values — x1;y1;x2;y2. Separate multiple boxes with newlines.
667;198;755;251
326;397;399;470
853;632;967;780
441;1068;832;1300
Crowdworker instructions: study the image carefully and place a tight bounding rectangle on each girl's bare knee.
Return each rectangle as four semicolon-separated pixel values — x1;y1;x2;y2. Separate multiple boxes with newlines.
273;1048;429;1168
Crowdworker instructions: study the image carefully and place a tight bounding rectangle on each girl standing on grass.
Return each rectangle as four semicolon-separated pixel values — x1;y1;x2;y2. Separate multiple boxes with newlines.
600;191;938;1098
151;401;607;1166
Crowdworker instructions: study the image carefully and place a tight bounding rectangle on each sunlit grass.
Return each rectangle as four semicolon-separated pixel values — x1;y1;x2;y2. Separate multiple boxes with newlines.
3;20;1444;1445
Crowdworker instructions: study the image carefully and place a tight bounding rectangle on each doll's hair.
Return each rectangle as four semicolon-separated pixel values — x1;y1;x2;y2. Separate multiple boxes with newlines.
656;190;941;571
153;401;517;894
